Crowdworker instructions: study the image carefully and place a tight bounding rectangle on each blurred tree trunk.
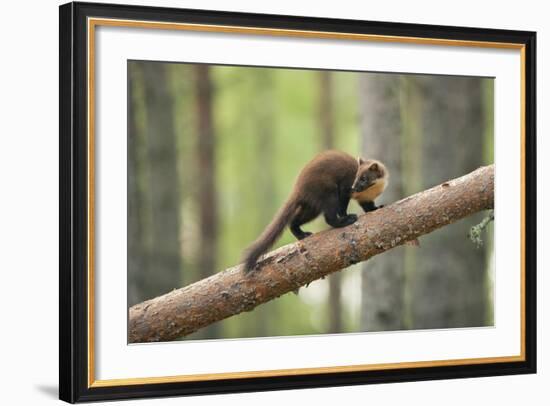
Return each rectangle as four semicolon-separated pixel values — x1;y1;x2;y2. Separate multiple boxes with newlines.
137;62;183;303
358;73;405;331
399;76;424;328
319;71;342;333
168;63;197;289
409;76;487;328
252;69;276;337
195;65;220;338
128;63;150;306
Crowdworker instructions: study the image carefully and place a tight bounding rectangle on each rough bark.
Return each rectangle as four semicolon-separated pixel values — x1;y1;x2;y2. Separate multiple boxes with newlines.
411;76;487;329
319;71;342;334
127;63;148;306
195;65;219;337
130;62;182;304
319;71;335;150
358;73;405;332
196;65;218;281
129;164;494;343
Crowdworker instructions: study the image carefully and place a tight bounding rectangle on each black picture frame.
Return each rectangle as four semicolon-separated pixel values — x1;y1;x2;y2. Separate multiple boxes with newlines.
59;1;537;403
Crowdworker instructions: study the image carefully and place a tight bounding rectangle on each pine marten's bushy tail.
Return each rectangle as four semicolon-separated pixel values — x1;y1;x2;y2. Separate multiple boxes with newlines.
242;199;298;272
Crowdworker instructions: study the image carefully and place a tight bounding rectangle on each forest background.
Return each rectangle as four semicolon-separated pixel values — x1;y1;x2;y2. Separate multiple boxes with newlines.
127;61;494;341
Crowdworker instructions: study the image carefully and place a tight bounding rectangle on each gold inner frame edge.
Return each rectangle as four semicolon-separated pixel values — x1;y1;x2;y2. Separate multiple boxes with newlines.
86;17;527;388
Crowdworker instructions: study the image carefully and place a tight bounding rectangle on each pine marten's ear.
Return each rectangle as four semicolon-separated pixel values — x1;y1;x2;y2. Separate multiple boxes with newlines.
357;157;365;166
370;162;379;171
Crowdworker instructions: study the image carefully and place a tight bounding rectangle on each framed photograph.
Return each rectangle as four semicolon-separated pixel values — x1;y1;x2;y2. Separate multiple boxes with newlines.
59;1;536;403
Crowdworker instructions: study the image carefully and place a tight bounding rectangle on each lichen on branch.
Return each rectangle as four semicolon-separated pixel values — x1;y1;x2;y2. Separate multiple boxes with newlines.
469;210;495;248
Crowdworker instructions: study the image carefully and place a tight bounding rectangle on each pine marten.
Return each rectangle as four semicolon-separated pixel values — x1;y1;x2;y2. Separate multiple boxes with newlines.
242;150;388;272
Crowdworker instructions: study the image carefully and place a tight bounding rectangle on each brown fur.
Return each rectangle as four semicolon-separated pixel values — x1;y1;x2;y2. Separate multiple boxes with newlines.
242;150;388;272
352;179;387;202
351;158;389;203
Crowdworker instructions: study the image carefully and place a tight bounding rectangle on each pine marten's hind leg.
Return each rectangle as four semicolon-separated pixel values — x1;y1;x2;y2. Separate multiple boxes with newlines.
290;204;318;240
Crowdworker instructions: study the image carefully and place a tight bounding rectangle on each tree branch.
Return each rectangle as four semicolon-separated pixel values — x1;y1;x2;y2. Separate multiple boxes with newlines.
129;164;494;343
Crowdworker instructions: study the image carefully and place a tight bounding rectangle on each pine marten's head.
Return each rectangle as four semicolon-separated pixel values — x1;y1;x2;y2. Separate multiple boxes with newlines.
351;158;389;203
